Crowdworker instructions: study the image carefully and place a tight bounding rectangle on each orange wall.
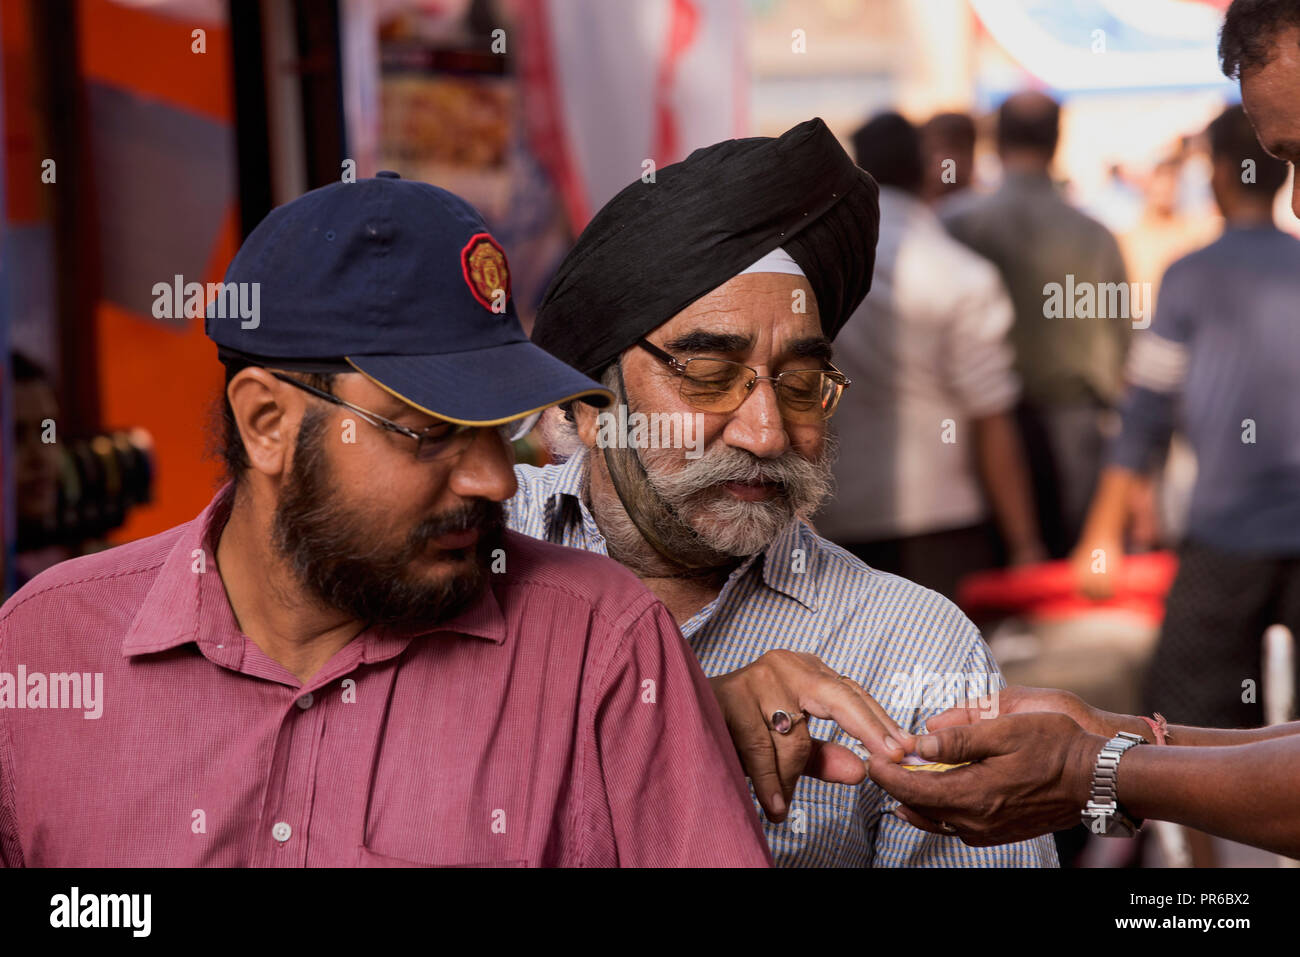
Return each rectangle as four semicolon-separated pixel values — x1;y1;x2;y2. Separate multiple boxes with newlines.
78;0;239;540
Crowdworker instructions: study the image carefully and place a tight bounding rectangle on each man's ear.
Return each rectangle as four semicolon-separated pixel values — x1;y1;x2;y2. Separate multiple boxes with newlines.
573;397;600;449
575;359;622;449
227;367;297;478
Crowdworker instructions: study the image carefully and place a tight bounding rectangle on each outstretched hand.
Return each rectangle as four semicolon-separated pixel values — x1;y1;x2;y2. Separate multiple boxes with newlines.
869;712;1106;846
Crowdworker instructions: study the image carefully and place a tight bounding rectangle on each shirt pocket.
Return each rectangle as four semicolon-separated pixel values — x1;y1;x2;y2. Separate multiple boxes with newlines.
354;846;529;868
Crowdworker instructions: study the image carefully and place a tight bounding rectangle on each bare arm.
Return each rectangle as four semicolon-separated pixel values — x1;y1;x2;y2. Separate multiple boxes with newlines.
929;684;1300;748
1122;714;1300;748
1072;464;1139;596
972;412;1045;565
945;260;1041;566
1051;687;1300;748
1118;736;1300;857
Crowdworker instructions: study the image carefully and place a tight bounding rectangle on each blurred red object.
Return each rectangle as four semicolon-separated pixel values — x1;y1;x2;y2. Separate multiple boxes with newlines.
956;551;1178;623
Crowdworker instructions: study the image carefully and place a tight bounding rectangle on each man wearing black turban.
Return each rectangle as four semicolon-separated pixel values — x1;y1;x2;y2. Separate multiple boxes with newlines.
506;118;1057;868
533;117;878;376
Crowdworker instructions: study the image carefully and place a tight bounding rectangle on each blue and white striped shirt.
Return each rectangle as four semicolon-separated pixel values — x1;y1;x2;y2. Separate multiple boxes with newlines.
506;449;1058;868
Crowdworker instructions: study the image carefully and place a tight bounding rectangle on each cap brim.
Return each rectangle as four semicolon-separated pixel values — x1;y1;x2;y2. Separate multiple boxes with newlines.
345;341;613;426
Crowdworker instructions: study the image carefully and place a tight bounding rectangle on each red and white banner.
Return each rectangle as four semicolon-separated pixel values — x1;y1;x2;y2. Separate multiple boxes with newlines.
516;0;749;231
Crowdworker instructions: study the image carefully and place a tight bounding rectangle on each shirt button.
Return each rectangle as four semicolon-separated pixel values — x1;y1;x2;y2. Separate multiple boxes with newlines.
272;821;292;843
296;692;314;710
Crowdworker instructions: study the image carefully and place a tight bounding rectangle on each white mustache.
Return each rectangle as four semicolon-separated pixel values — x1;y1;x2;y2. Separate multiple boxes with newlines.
647;439;834;515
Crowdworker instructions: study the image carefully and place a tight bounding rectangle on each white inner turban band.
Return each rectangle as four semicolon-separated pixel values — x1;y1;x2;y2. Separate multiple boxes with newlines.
737;246;806;278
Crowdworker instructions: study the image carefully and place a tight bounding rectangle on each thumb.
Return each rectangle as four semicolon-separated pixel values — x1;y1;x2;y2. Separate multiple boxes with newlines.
805;740;868;785
916;724;989;764
923;706;984;732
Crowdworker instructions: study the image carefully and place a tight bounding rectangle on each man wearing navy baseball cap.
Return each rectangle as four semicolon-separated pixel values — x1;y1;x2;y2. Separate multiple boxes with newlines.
0;174;773;868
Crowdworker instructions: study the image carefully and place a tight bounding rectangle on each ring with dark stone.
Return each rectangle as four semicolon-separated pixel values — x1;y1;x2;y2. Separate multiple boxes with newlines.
770;709;806;735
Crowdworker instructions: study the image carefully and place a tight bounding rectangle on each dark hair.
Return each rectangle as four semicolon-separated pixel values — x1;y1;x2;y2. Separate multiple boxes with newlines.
852;111;923;194
1208;104;1291;195
11;351;49;384
219;362;335;482
1220;0;1300;79
996;91;1060;157
922;112;976;154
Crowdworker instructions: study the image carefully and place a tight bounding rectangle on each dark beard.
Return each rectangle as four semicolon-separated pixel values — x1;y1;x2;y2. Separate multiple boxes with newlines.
271;409;505;627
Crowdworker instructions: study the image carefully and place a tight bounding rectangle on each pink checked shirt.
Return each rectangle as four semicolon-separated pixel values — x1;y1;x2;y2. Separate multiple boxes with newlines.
0;487;771;867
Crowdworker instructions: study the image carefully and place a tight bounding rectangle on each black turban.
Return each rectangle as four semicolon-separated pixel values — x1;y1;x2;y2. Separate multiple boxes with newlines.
532;117;879;379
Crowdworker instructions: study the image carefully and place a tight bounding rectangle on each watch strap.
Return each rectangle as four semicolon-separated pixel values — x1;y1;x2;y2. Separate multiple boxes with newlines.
1084;731;1146;835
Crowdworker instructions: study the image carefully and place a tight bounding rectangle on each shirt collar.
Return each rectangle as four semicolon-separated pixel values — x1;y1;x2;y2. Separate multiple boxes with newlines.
121;485;508;663
121;485;241;660
538;448;603;549
756;518;821;613
431;558;509;646
545;447;820;613
546;448;591;502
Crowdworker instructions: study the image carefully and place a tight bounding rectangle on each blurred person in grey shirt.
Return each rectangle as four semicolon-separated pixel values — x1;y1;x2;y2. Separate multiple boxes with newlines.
942;92;1131;558
820;112;1045;600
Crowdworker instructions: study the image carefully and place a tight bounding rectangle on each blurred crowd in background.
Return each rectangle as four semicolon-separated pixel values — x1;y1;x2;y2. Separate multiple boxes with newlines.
3;0;1298;867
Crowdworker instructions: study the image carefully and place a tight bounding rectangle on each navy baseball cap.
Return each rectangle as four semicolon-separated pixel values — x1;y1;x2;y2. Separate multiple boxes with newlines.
206;171;612;423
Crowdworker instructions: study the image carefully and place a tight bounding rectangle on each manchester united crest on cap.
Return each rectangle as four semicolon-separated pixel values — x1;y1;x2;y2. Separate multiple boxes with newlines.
461;232;511;312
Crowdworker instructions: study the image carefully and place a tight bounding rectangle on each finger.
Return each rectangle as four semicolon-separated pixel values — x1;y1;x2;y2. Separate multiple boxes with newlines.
800;675;912;759
866;752;927;805
870;757;992;845
868;751;970;810
915;721;1012;765
915;724;979;764
804;739;867;785
766;713;814;811
726;706;789;823
867;748;973;797
892;804;955;837
839;676;918;755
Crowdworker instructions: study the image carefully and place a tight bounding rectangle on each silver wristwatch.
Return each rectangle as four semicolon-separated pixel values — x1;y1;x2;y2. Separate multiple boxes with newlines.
1082;731;1146;837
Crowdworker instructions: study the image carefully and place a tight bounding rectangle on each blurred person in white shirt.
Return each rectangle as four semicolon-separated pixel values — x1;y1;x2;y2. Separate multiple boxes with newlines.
819;112;1045;600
